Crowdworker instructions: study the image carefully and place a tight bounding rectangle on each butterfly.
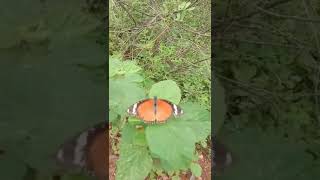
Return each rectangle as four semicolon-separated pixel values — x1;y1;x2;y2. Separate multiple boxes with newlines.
55;122;108;180
127;96;183;123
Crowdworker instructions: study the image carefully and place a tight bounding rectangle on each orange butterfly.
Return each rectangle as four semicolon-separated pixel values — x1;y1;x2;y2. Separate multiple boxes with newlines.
127;96;183;123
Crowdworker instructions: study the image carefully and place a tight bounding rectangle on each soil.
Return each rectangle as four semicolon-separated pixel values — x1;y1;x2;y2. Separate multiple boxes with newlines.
108;141;118;180
108;125;211;180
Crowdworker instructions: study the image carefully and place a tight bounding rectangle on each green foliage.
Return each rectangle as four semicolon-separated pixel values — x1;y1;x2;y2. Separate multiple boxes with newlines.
109;78;145;115
149;80;181;104
116;124;153;180
109;56;211;179
109;1;211;178
181;103;211;142
175;2;196;22
109;56;142;77
214;0;320;178
109;56;145;121
0;1;106;179
214;0;320;141
190;162;202;177
219;128;320;180
109;0;211;109
146;121;196;171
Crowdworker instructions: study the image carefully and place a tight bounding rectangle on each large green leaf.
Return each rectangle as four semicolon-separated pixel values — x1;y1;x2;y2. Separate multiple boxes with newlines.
109;57;145;119
143;102;210;171
180;102;211;142
116;124;152;180
145;120;196;171
120;123;148;147
116;144;153;180
123;73;144;83
149;80;182;104
109;78;145;116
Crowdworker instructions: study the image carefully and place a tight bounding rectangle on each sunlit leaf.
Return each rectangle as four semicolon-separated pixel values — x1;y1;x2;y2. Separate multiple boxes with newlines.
149;80;182;104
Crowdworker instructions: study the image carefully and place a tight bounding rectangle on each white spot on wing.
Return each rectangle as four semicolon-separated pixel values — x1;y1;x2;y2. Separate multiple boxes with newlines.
73;131;88;166
132;103;138;115
173;104;178;116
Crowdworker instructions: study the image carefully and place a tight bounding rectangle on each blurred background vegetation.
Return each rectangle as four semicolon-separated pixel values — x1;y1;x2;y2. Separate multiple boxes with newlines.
214;0;320;179
109;0;211;109
0;0;106;180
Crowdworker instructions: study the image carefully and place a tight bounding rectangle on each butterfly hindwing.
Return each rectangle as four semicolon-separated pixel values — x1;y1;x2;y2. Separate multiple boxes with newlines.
55;122;108;178
158;99;183;117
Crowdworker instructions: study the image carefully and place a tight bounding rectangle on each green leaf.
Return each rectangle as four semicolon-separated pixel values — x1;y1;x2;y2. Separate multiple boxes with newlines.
149;80;182;104
145;120;196;171
109;110;119;123
109;56;141;77
109;56;123;77
109;78;145;115
181;102;211;142
127;117;143;124
143;102;209;171
190;162;202;177
121;123;147;147
124;73;144;83
116;124;152;180
122;61;142;74
116;145;152;180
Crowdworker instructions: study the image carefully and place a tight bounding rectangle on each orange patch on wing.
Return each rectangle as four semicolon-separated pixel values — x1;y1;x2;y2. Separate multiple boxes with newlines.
155;99;173;122
137;99;156;123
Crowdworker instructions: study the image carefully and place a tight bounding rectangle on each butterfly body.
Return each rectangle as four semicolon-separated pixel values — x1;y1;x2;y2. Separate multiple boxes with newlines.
127;96;183;123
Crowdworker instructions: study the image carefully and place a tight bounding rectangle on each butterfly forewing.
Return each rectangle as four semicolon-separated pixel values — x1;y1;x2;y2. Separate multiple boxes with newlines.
136;99;156;123
155;99;174;122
